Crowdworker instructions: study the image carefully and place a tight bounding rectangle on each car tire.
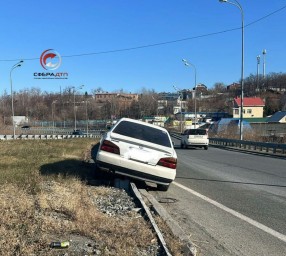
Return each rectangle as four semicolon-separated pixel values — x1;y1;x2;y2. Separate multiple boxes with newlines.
157;184;170;191
181;140;188;149
204;145;208;150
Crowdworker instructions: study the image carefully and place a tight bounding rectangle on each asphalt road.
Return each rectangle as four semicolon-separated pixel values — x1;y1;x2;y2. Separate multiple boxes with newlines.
148;142;286;256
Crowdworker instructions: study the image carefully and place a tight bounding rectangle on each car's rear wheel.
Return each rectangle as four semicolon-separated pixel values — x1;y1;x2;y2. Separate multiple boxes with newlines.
181;141;187;149
157;184;170;191
204;145;208;150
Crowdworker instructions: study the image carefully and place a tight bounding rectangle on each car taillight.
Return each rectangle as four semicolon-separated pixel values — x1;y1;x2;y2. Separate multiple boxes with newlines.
157;157;177;169
100;140;120;155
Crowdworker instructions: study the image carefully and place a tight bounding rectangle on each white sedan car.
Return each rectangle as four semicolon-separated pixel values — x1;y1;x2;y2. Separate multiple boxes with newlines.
96;118;177;191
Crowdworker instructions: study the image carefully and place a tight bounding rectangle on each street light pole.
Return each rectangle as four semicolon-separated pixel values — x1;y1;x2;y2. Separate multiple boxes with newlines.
182;59;197;128
151;95;159;117
85;91;89;136
52;100;57;134
72;85;84;131
73;89;76;131
257;55;260;90
262;49;267;79
10;60;23;137
219;0;244;140
173;85;183;133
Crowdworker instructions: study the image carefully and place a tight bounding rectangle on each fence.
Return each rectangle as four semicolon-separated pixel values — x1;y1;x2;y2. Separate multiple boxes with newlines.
0;134;101;140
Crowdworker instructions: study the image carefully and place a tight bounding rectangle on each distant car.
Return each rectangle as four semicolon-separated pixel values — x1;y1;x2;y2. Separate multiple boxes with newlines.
72;130;85;135
21;125;30;129
96;118;177;191
181;128;209;150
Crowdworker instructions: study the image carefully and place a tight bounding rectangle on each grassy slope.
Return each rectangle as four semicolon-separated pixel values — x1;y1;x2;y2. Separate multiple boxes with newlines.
0;139;183;255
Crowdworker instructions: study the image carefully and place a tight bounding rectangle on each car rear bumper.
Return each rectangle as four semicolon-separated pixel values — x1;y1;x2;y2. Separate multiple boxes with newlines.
96;152;175;185
187;142;208;146
186;139;209;146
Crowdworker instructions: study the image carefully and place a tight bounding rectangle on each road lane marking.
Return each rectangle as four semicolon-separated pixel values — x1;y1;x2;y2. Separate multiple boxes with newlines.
173;181;286;243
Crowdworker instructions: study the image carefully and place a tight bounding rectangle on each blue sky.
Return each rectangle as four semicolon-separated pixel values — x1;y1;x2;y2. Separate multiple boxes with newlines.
0;0;285;95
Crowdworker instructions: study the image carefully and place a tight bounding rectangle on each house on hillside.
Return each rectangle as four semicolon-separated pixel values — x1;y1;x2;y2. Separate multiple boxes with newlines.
227;82;240;91
233;97;265;118
267;111;286;123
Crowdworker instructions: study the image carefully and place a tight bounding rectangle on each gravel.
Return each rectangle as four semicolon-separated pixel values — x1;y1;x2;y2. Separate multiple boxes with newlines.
91;187;141;217
88;186;165;256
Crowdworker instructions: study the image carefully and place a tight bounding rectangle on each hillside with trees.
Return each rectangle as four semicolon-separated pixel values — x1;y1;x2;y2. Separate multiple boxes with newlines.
0;72;285;127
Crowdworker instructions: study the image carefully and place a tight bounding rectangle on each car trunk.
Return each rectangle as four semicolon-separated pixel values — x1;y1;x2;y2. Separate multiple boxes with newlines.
110;132;174;166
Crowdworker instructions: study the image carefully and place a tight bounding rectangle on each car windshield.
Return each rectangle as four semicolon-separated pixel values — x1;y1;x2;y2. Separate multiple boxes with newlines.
188;129;207;135
112;120;171;147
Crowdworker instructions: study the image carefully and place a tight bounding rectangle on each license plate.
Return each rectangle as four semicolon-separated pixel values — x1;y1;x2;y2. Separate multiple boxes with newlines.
129;148;151;163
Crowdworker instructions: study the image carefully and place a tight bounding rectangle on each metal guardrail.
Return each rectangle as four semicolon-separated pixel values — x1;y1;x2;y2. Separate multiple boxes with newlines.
170;132;182;140
209;138;286;155
0;134;102;140
170;132;286;156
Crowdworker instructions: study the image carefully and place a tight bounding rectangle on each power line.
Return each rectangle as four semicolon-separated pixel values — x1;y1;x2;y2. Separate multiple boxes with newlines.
1;5;285;62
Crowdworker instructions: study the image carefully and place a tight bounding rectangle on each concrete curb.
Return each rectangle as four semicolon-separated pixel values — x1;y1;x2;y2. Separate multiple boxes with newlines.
130;183;172;256
139;189;197;256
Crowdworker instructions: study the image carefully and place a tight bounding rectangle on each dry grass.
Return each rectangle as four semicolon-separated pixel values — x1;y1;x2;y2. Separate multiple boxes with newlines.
0;139;89;187
0;139;184;255
0;179;158;255
153;215;186;256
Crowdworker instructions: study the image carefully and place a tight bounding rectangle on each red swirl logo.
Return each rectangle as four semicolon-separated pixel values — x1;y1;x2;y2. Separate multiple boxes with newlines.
40;49;62;70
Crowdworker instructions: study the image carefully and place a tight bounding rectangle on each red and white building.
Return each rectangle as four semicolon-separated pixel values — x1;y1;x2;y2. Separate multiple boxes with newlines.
233;97;265;118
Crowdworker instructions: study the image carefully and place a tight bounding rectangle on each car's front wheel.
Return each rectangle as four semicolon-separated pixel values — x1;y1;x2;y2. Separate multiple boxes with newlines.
204;145;208;150
157;184;170;191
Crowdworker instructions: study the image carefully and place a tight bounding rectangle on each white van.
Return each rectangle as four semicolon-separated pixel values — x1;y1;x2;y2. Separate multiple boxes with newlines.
181;129;209;150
